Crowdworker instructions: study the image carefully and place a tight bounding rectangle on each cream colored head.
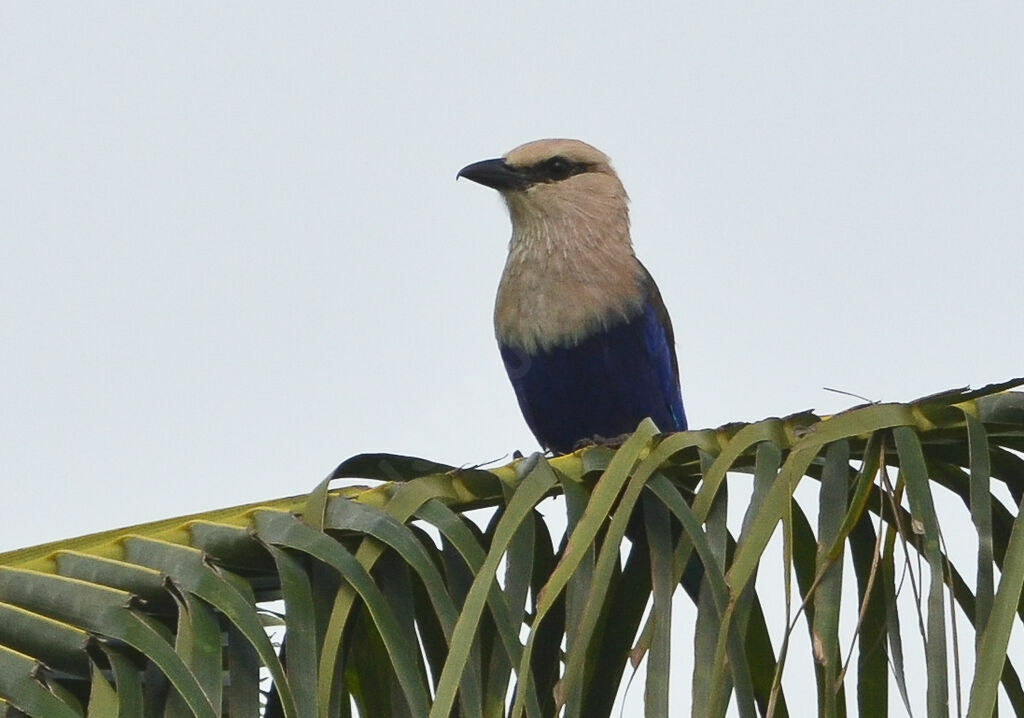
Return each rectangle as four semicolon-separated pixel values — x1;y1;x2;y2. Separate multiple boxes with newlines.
501;139;629;236
458;138;631;237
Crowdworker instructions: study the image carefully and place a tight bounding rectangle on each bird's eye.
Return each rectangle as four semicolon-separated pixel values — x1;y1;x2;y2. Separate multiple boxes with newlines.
544;157;573;181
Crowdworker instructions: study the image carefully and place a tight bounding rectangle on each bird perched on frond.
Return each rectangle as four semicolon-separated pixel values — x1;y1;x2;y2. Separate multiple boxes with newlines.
458;139;687;454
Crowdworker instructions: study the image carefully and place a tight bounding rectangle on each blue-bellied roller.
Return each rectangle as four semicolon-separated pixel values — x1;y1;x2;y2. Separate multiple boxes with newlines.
458;139;688;454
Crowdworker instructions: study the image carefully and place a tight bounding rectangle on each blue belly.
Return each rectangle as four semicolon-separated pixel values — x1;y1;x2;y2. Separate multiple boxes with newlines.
499;303;686;454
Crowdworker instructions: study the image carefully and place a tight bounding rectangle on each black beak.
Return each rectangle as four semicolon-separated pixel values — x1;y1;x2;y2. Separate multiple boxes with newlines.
456;158;532;191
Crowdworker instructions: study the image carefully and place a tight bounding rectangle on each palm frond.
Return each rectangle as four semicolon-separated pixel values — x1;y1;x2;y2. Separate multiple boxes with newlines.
1;380;1022;717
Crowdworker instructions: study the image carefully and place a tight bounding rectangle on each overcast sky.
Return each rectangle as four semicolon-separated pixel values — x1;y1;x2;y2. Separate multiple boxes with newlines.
1;3;1021;712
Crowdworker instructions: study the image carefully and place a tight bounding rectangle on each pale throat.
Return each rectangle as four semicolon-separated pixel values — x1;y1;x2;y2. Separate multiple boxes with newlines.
493;205;644;354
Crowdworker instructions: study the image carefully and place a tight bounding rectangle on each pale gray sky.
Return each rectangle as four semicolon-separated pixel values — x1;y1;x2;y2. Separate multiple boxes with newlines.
1;3;1021;712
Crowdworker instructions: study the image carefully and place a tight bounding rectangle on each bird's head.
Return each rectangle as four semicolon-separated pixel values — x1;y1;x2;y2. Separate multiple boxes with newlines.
458;139;630;240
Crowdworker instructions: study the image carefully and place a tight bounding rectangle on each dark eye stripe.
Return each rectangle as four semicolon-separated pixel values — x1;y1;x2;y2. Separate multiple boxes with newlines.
525;156;593;183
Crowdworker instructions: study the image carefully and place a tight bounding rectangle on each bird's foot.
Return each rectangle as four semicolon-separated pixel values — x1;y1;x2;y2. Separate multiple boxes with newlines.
571;433;633;452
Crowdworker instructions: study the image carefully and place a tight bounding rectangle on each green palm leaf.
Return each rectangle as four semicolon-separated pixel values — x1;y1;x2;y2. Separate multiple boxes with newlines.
1;380;1022;717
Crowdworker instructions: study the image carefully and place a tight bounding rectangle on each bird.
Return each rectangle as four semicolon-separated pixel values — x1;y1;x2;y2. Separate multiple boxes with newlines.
458;139;687;454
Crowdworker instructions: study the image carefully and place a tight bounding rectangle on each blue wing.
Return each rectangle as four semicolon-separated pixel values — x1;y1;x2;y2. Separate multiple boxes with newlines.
499;268;686;453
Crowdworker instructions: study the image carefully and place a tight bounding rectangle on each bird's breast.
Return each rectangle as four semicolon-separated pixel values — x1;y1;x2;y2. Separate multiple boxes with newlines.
494;247;645;354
